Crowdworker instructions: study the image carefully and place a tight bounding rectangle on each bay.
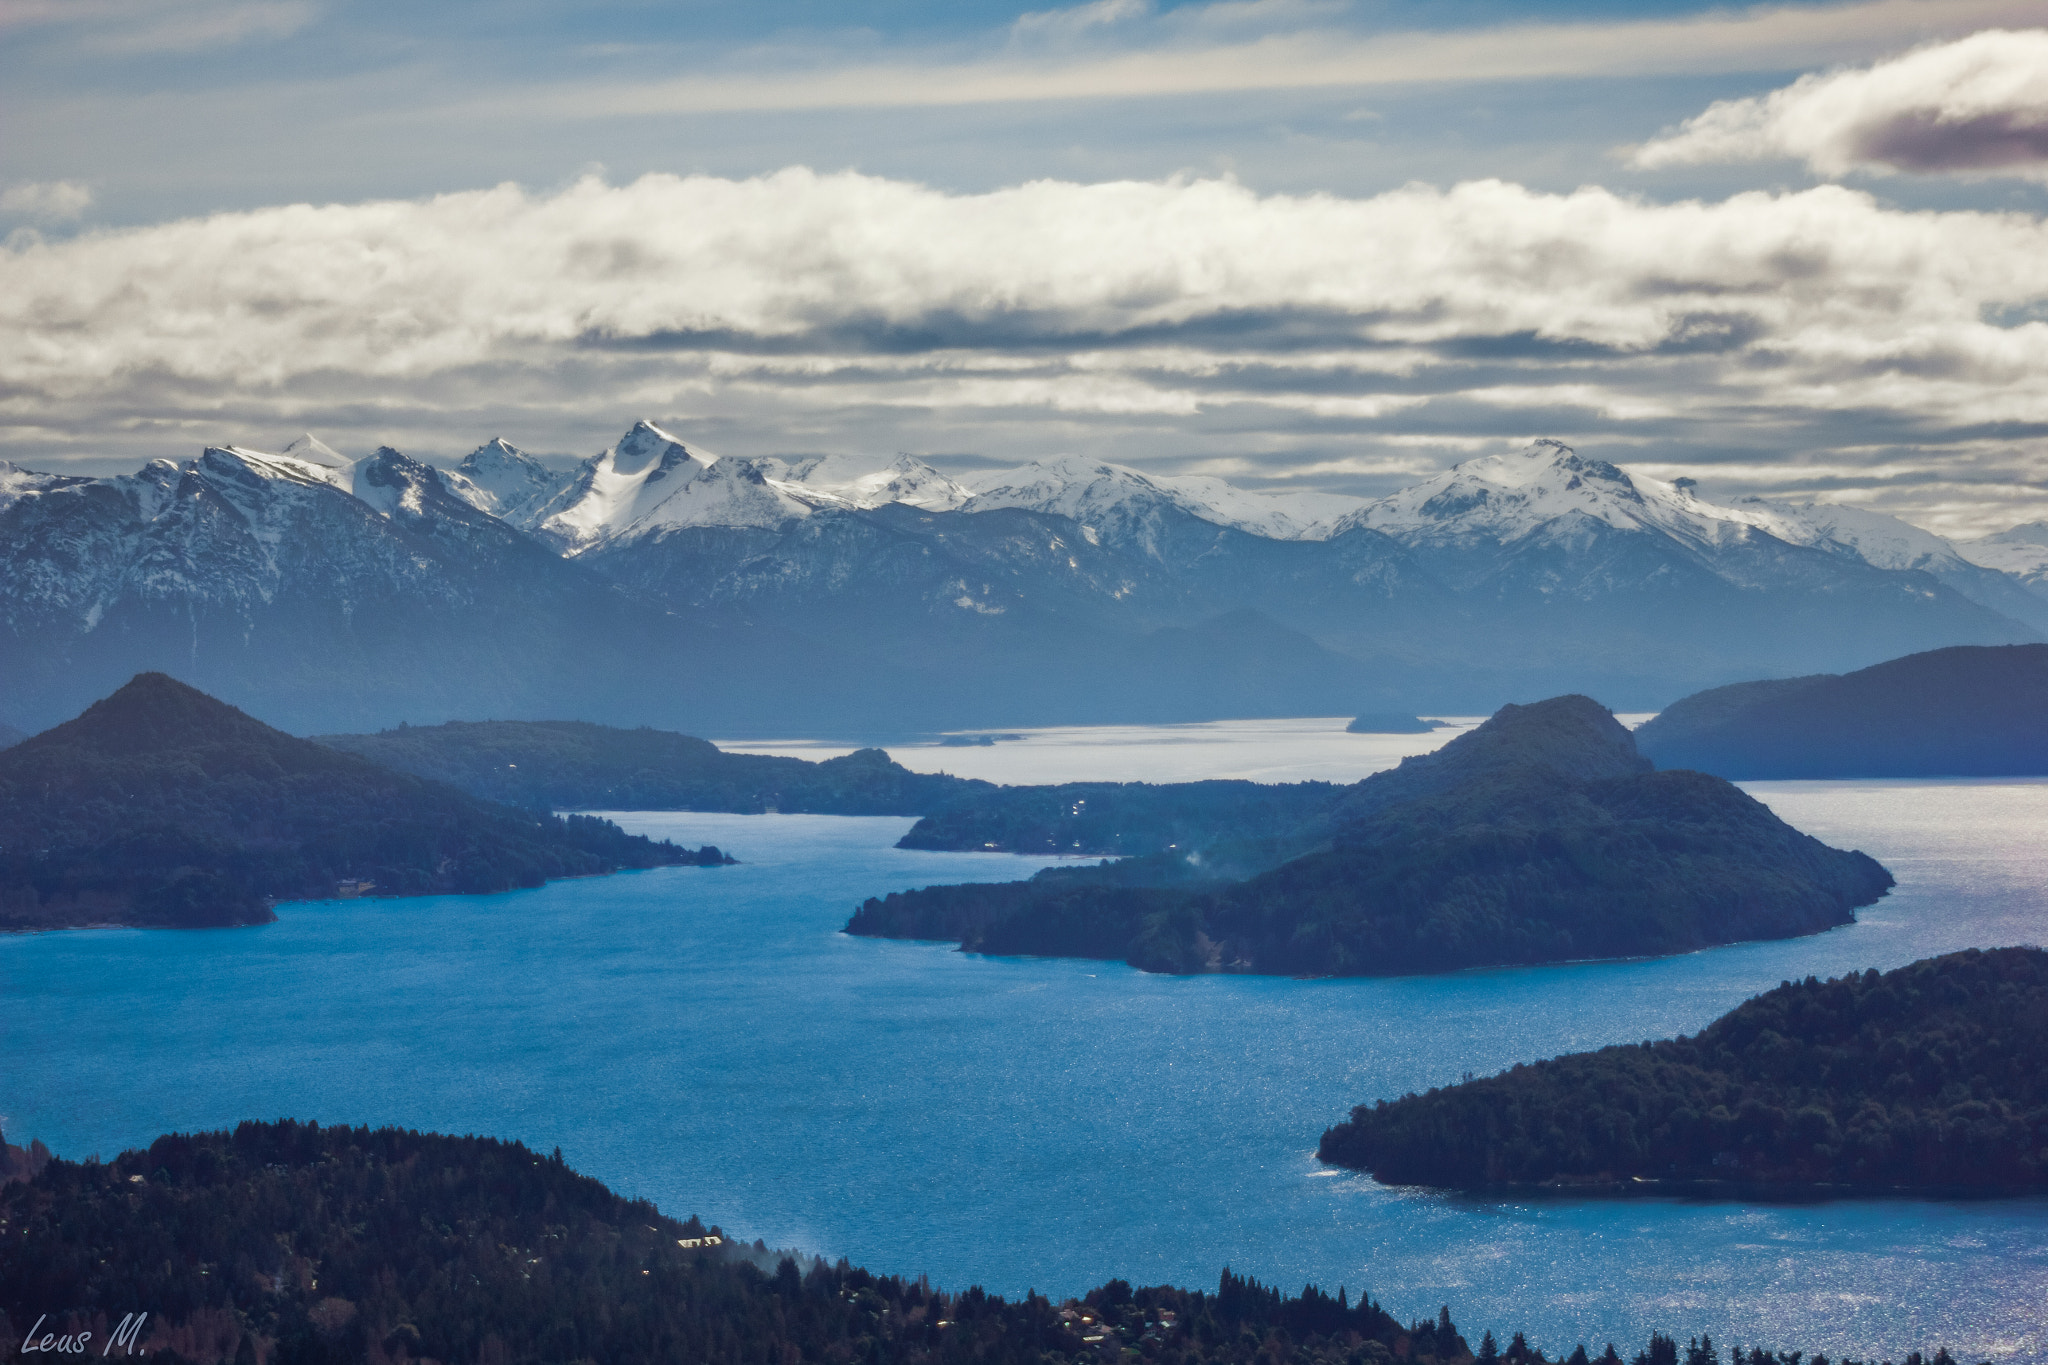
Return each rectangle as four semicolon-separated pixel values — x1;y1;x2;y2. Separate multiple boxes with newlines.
3;723;2045;1363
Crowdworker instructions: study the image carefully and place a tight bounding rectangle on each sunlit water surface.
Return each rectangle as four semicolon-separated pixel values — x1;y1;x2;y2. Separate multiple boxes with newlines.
4;723;2046;1362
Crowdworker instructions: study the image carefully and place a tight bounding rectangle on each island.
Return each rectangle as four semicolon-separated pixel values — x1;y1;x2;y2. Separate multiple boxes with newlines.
847;696;1893;976
0;674;727;932
1633;643;2048;778
1318;947;2048;1193
1346;714;1445;734
0;1119;1957;1365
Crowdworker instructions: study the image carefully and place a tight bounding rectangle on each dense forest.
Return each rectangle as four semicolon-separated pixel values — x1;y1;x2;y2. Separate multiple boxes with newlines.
1634;644;2048;778
1318;948;2048;1192
317;720;988;816
848;697;1892;976
0;675;725;932
0;1119;1975;1365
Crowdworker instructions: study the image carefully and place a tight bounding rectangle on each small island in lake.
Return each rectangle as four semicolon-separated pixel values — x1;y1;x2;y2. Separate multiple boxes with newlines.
1345;714;1445;734
848;696;1893;977
0;674;727;932
1318;947;2048;1194
1634;643;2048;779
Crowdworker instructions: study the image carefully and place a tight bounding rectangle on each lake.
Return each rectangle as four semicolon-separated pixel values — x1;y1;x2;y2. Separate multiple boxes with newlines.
3;720;2045;1362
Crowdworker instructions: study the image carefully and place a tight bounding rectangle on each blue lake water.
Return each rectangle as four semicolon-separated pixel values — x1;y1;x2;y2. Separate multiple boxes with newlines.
4;776;2047;1362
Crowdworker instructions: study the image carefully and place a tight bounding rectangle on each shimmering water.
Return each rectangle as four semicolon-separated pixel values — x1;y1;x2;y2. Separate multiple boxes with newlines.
4;748;2046;1361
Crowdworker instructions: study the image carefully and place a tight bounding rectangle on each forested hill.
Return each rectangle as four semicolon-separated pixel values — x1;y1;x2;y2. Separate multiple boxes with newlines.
1633;644;2048;778
318;719;989;815
0;674;722;932
0;1119;1968;1365
847;697;1892;977
1318;948;2048;1193
319;718;1346;861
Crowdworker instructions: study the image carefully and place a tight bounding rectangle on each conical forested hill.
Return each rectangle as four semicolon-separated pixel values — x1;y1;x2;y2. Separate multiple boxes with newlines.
0;673;720;931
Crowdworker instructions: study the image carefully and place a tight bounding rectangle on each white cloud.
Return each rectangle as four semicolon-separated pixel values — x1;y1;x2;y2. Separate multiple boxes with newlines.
1633;28;2048;179
498;0;2042;117
0;0;315;52
0;180;91;221
3;169;2048;520
1011;0;1152;45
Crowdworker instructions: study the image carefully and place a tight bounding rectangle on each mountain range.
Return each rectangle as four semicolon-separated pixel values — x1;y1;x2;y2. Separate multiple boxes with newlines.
2;423;2040;735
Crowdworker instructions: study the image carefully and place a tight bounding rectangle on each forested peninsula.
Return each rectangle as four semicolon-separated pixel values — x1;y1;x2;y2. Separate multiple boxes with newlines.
846;697;1893;977
318;717;1345;859
0;1119;1974;1365
0;675;724;932
1634;644;2048;779
318;719;989;815
1318;948;2048;1193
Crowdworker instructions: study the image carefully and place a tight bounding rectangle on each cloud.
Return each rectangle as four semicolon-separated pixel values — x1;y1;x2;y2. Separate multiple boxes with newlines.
0;180;91;221
1633;28;2048;179
495;0;2043;116
0;0;315;52
3;169;2047;522
1011;0;1152;45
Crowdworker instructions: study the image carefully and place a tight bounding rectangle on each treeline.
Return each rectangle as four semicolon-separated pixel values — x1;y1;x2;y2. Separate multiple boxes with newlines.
848;699;1892;977
895;779;1339;857
317;721;988;817
0;675;721;932
1318;947;2048;1192
317;718;1346;861
0;1120;1979;1365
1633;644;2048;779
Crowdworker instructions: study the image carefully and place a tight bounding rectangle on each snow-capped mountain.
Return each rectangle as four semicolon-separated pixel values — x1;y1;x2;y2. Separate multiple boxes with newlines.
770;454;973;512
1959;523;2048;594
5;422;2045;737
527;421;822;550
960;454;1364;551
0;442;698;733
448;438;576;530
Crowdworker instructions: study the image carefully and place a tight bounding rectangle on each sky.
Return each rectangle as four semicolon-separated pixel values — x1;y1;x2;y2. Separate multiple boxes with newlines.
5;0;2048;536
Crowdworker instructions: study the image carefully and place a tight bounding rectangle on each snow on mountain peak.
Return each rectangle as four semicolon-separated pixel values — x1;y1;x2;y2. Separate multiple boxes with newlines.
959;453;1361;541
1959;520;2048;584
451;437;574;530
770;453;973;512
1724;497;1968;574
1336;439;1680;544
535;421;830;550
608;420;694;477
204;444;355;494
279;433;351;470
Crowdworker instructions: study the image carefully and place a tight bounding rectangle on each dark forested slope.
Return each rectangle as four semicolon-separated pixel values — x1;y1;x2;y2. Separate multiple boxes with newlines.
0;675;719;932
1318;948;2048;1192
0;1119;1967;1365
1634;644;2048;778
848;697;1891;977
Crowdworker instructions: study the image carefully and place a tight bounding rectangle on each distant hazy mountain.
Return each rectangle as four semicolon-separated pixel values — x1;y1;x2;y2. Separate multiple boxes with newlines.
2;425;2041;735
1634;643;2048;778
